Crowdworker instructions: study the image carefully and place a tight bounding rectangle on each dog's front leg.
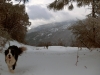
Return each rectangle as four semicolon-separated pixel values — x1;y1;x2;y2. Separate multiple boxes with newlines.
8;66;14;73
10;69;14;73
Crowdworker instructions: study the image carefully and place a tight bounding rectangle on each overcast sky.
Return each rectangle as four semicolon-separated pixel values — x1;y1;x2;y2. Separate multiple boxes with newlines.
14;0;91;28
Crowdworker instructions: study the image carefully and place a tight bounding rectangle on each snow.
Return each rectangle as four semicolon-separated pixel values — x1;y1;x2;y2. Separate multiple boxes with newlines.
50;28;58;32
47;33;52;36
0;41;100;75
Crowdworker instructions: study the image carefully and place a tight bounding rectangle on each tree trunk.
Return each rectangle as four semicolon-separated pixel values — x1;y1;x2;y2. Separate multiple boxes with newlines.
92;0;96;47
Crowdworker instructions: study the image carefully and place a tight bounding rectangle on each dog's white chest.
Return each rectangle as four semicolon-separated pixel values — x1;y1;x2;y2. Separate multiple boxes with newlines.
6;57;16;66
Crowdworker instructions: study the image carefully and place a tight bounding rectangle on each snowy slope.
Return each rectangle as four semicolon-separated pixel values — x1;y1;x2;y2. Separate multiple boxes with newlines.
26;21;74;46
0;41;100;75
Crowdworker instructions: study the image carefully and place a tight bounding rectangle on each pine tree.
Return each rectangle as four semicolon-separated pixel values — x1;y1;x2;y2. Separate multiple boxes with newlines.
48;0;98;10
15;0;28;4
0;0;30;47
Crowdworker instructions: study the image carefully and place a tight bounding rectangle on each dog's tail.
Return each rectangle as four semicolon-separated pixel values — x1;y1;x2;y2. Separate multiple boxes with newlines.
18;46;27;55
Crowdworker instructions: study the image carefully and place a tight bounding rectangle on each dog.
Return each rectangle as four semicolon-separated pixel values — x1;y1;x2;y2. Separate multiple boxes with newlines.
4;45;26;73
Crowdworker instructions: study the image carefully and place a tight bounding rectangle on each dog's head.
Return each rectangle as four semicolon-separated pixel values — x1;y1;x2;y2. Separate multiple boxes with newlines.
5;45;18;60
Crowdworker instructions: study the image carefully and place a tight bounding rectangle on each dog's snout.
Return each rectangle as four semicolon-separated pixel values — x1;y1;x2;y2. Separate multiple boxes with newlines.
8;54;11;59
8;54;11;58
8;55;11;57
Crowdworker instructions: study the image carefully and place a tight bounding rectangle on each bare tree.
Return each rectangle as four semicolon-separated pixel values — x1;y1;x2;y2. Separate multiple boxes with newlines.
68;17;100;48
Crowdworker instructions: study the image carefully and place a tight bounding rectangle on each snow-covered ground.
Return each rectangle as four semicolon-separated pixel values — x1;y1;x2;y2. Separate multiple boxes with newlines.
0;41;100;75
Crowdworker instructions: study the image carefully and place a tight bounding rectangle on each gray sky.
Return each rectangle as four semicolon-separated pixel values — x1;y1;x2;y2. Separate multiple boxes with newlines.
14;0;91;28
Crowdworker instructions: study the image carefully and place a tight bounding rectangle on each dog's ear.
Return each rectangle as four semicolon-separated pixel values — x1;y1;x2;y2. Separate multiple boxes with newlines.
4;50;8;56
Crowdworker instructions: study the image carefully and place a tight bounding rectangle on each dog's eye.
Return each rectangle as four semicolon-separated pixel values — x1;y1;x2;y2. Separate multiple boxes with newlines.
11;50;15;54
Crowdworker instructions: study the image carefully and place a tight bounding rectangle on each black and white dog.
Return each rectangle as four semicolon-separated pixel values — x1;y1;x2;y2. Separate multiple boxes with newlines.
4;45;26;73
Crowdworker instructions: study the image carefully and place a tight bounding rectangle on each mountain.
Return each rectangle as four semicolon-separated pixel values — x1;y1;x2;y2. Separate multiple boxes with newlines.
25;21;75;46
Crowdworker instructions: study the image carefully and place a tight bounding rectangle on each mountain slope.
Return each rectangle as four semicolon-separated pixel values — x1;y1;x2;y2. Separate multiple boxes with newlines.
26;21;75;46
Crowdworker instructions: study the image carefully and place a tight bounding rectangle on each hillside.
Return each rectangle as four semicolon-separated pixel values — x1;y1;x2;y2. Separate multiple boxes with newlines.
26;21;75;46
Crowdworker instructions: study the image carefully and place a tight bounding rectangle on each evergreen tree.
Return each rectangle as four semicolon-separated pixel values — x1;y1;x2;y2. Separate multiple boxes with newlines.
0;0;30;44
15;0;28;4
48;0;100;18
48;0;94;10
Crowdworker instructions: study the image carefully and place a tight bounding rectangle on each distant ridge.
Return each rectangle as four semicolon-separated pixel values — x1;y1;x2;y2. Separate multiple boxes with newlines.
26;21;75;46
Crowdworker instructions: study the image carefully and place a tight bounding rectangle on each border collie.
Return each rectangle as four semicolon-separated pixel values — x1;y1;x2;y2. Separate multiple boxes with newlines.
4;45;26;73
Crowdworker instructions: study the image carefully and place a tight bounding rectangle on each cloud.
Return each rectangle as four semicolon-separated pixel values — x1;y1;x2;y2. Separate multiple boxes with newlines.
26;5;77;28
27;5;53;20
25;0;90;28
28;11;75;28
